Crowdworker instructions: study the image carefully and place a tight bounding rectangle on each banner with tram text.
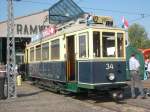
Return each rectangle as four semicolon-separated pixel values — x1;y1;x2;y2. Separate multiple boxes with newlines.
42;26;57;38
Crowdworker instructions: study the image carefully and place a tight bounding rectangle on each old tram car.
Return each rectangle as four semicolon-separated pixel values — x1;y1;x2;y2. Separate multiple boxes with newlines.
24;16;127;99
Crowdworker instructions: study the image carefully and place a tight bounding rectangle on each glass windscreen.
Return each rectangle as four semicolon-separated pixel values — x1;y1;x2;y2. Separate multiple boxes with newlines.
79;35;87;58
117;33;124;57
42;42;49;60
93;31;100;57
102;32;115;57
36;45;41;61
30;47;34;61
51;39;60;60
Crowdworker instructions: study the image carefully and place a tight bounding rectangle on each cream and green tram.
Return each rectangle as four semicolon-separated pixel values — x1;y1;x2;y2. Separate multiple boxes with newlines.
24;23;127;99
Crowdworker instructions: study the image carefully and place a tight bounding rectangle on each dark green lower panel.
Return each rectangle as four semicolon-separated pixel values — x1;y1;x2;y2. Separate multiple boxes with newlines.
66;82;78;92
78;83;127;90
78;83;95;89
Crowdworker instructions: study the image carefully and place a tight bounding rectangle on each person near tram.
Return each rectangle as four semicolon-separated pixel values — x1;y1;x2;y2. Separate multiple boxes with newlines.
147;59;150;78
0;64;6;99
129;54;146;99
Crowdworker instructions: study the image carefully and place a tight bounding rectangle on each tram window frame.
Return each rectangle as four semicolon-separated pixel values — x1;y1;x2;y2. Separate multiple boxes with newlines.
51;39;60;60
42;42;49;60
93;31;101;57
117;33;124;57
36;45;41;61
30;47;34;62
102;32;115;57
78;33;88;58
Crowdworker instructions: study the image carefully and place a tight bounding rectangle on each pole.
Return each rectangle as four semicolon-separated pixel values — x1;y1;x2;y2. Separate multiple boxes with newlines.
7;0;17;98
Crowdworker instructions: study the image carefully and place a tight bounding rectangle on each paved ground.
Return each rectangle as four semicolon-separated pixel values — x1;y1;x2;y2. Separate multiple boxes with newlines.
1;81;150;112
0;82;114;112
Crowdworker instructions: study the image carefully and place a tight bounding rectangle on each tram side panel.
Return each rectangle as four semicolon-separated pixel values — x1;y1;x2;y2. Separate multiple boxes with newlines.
78;61;126;84
28;61;67;82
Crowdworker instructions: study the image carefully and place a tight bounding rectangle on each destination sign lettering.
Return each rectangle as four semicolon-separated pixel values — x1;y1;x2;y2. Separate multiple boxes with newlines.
92;16;113;25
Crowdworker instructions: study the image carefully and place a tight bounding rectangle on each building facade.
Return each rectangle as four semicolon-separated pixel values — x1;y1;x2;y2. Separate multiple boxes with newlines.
0;10;50;64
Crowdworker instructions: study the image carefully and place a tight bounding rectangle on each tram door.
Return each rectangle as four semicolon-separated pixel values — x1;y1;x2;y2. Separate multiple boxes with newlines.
66;36;75;81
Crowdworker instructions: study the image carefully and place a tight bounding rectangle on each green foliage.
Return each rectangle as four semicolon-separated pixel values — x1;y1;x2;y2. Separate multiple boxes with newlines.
128;23;150;48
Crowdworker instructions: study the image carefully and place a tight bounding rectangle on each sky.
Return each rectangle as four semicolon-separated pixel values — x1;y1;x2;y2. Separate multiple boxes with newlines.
0;0;150;38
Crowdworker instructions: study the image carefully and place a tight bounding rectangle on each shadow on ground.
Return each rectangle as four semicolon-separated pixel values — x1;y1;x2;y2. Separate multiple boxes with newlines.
17;90;45;97
65;86;135;104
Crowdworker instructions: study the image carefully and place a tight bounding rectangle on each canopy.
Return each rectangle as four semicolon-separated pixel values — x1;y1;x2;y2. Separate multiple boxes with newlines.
49;0;84;24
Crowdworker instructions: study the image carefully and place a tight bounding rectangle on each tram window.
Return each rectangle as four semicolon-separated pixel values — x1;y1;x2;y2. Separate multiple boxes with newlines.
93;31;100;57
79;35;86;58
42;42;49;60
36;45;41;61
102;32;115;57
117;33;124;57
51;39;60;60
30;47;34;61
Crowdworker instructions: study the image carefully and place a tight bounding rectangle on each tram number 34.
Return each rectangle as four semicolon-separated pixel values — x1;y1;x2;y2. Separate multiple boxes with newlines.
105;63;114;70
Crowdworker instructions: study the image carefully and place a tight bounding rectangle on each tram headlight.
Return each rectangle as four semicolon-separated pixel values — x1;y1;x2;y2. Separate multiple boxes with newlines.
108;73;115;81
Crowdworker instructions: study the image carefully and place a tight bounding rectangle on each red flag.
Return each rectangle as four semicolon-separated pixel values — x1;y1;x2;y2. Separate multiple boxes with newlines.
122;16;129;29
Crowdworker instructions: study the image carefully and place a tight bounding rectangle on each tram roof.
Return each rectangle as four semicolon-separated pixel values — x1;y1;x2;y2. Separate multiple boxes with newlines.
27;23;125;47
48;0;85;24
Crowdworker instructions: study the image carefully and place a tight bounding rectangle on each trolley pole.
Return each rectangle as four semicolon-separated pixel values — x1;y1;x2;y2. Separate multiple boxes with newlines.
7;0;17;98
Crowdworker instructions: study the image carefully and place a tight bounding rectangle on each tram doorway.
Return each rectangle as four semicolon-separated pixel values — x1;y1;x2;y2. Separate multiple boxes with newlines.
66;35;75;81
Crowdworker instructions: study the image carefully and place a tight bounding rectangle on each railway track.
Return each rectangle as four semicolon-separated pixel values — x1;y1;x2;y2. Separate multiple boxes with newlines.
69;84;150;112
72;94;150;112
31;80;150;112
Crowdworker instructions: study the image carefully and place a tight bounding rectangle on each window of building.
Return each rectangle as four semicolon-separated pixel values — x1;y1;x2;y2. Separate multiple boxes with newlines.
102;32;115;57
117;33;124;57
51;39;60;60
36;45;41;61
42;42;49;60
93;31;100;57
30;47;34;61
79;34;88;58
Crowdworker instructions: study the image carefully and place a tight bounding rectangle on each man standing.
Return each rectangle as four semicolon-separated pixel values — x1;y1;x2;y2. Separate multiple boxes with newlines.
147;59;150;78
0;64;6;99
129;54;146;99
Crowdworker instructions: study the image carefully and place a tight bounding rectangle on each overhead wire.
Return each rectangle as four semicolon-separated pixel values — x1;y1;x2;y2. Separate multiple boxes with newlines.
80;6;149;16
15;0;149;16
13;0;150;24
14;0;53;5
117;14;150;27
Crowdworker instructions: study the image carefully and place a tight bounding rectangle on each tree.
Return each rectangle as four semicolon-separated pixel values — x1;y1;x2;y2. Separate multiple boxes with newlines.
128;23;150;48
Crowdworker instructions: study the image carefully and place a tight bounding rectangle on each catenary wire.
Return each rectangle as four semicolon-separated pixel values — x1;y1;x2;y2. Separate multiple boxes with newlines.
13;0;150;25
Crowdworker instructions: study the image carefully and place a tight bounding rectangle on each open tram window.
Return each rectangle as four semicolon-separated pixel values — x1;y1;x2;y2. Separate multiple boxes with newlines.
93;31;100;57
36;45;41;61
117;33;124;57
79;34;88;58
42;42;49;60
30;47;34;62
51;39;60;60
102;32;115;57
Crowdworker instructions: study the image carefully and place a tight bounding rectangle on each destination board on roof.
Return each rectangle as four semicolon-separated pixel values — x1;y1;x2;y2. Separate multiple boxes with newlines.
92;16;113;24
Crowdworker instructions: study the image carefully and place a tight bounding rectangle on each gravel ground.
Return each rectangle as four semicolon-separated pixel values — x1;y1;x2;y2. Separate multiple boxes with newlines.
0;82;114;112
